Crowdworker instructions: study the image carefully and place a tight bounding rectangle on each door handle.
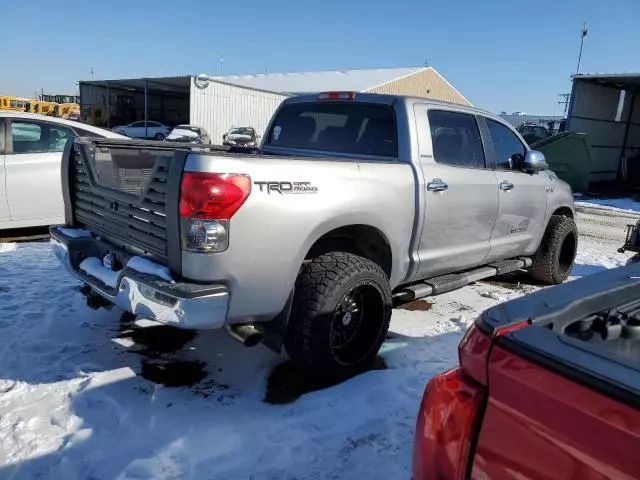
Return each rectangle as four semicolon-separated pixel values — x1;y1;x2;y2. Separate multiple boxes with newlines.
427;179;448;192
500;181;514;191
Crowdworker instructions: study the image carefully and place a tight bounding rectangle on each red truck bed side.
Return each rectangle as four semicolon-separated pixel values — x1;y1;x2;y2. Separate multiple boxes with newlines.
413;263;640;480
472;345;640;479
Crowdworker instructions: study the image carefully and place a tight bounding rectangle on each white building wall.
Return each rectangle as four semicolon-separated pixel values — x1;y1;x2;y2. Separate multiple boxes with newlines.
190;79;288;145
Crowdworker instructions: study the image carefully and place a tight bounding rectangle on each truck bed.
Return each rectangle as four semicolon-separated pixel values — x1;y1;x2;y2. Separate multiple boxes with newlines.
465;264;640;479
479;262;640;407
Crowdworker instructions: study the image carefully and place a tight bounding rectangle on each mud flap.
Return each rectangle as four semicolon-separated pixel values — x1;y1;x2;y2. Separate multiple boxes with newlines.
257;290;294;353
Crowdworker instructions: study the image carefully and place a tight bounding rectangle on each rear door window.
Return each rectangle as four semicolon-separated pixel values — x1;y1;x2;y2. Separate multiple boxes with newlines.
266;102;397;158
427;110;486;168
11;121;74;154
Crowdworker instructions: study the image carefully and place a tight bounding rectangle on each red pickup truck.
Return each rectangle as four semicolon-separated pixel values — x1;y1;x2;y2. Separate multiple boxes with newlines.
412;263;640;479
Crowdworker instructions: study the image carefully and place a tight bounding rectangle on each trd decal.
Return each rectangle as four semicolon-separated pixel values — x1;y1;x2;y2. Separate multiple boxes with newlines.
254;181;318;194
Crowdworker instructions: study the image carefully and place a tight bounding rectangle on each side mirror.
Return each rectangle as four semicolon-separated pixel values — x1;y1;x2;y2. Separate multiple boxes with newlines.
523;150;548;173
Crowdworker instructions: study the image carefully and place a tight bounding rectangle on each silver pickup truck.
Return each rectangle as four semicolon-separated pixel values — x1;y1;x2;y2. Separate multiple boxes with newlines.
50;92;576;376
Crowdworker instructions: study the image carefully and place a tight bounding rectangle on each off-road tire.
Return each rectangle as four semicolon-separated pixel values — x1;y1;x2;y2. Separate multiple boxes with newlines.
285;252;392;377
529;215;578;285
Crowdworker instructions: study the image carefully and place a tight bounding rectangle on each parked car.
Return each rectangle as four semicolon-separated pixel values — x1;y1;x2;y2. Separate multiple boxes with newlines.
113;121;171;140
412;262;640;479
49;92;576;376
165;125;211;144
0;111;125;229
222;126;258;148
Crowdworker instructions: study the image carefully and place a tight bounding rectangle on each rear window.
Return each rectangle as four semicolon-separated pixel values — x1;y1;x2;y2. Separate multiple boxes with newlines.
176;125;200;132
266;102;397;158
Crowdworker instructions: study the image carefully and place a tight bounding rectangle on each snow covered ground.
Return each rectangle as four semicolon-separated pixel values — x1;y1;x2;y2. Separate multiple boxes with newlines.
0;207;636;479
575;194;640;214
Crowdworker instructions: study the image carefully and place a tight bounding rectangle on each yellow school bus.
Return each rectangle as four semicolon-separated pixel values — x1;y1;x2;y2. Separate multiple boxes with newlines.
0;96;30;112
24;100;58;115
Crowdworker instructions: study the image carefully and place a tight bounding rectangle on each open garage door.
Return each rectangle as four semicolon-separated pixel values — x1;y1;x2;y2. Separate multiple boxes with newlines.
568;73;640;184
79;76;190;131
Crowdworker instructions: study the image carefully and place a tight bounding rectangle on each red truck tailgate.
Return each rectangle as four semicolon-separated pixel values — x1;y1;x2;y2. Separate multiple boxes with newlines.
471;345;640;479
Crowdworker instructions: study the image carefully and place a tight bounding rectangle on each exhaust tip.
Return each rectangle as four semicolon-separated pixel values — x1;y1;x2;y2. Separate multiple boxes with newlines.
226;324;263;348
243;333;263;348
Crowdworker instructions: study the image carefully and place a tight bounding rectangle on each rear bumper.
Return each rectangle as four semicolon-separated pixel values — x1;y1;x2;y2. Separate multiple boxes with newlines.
50;226;229;329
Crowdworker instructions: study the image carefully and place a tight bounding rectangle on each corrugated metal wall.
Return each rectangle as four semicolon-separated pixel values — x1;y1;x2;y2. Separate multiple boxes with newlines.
366;68;471;106
190;79;288;145
568;81;640;182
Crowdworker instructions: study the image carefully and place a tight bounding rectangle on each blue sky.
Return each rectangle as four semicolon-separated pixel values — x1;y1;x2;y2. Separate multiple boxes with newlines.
2;0;639;114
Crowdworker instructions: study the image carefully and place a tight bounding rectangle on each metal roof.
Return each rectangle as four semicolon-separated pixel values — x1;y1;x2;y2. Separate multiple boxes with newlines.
572;72;640;90
214;67;427;94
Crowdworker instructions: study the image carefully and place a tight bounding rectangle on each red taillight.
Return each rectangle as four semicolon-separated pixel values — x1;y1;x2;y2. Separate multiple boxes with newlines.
458;324;492;385
179;172;251;220
412;368;484;480
318;91;356;100
179;172;250;253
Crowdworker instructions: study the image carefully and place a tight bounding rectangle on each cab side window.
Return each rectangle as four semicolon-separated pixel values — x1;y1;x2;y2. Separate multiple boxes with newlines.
428;110;485;168
487;119;527;170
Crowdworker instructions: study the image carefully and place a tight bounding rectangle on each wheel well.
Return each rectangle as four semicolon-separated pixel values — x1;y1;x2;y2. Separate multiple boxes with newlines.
305;225;392;278
552;206;574;219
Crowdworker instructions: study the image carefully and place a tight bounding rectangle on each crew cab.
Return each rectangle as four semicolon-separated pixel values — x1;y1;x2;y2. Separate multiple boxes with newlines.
49;92;576;375
413;262;640;479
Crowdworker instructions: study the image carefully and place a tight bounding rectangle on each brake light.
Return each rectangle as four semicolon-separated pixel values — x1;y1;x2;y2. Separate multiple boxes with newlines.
179;172;251;220
179;172;251;252
493;319;529;337
318;91;356;100
412;368;485;480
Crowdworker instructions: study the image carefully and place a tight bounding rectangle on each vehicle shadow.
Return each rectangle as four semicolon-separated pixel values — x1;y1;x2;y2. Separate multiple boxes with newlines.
572;263;609;277
0;301;464;479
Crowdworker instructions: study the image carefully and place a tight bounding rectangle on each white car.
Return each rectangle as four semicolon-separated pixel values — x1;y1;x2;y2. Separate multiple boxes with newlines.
0;111;126;229
113;121;171;140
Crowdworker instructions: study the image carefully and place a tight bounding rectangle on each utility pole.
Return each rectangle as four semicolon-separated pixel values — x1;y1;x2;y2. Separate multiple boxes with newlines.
576;22;588;75
556;23;588;121
558;93;571;116
219;54;224;76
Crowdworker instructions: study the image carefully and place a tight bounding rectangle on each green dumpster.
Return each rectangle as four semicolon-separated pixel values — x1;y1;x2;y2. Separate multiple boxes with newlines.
530;132;593;193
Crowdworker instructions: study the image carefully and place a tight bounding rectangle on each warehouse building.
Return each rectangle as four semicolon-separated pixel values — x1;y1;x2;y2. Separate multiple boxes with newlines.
567;73;640;183
215;66;471;105
78;77;288;145
78;66;469;144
